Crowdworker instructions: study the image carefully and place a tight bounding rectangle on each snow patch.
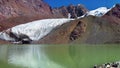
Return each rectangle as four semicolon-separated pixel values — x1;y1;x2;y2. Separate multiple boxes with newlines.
87;7;110;17
77;7;111;19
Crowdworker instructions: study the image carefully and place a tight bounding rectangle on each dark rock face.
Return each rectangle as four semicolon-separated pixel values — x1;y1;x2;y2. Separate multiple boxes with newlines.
75;4;88;17
70;21;86;41
2;29;32;44
11;33;32;44
67;5;77;18
52;4;88;18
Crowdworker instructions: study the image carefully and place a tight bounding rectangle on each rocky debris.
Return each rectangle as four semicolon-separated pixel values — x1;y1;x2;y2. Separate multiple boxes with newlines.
52;4;88;18
94;62;120;68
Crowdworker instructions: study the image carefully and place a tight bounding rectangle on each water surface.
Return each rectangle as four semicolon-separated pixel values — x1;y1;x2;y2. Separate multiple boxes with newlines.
0;44;120;68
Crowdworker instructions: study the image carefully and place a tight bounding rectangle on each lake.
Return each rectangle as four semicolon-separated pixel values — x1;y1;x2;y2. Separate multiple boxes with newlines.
0;44;120;68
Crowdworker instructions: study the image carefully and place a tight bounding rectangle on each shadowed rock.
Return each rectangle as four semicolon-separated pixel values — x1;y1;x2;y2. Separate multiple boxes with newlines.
52;4;88;18
9;31;32;44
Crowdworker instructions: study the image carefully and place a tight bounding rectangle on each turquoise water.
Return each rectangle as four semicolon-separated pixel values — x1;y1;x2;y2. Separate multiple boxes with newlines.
0;44;120;68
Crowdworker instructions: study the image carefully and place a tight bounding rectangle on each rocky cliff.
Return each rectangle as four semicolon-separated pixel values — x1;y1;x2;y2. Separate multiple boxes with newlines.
52;4;88;18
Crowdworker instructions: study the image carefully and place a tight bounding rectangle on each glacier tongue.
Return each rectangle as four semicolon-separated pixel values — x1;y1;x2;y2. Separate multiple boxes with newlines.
0;18;73;41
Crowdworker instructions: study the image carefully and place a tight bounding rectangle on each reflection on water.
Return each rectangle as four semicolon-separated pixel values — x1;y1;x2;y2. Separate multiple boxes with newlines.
0;44;120;68
3;45;64;68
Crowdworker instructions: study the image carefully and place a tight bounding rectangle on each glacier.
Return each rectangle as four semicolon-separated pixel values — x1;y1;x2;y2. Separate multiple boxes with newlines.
0;18;74;41
0;7;112;42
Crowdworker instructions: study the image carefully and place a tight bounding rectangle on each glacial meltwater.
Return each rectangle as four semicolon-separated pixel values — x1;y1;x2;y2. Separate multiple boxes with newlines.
0;44;120;68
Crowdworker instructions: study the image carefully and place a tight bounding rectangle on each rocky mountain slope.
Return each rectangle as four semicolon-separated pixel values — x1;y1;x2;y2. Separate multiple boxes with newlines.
103;4;120;24
0;0;53;31
0;1;120;44
0;0;52;19
36;16;120;44
36;4;120;44
1;15;120;44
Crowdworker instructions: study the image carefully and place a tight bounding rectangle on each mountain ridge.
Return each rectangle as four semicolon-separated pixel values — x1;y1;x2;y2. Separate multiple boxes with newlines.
0;0;88;31
0;1;120;44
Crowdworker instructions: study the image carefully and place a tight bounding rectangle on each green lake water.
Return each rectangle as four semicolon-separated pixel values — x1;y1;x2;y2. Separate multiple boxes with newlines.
0;44;120;68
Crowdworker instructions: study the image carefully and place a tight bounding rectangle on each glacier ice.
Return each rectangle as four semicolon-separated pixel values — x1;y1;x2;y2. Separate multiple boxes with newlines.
0;18;74;41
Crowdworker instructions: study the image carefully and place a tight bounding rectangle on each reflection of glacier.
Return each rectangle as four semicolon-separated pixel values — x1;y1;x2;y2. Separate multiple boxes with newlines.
7;45;64;68
0;45;8;61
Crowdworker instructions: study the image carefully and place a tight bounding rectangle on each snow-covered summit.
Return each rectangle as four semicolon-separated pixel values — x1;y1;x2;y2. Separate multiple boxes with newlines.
0;18;74;41
87;7;110;17
77;7;110;19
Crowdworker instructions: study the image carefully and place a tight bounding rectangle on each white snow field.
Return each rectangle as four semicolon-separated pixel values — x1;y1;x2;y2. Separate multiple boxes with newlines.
87;7;110;17
77;7;110;19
